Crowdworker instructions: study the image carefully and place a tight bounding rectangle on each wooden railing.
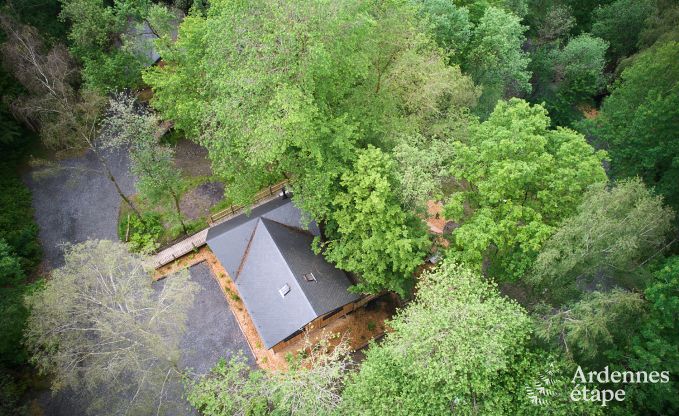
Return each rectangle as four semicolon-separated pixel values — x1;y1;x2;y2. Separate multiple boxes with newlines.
208;180;289;225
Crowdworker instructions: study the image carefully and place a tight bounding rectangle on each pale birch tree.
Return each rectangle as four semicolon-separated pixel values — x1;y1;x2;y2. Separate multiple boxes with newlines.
0;15;143;220
24;240;198;415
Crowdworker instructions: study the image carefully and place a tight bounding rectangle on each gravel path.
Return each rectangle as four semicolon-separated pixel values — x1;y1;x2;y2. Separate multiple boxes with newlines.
35;263;255;416
177;262;255;373
23;147;135;269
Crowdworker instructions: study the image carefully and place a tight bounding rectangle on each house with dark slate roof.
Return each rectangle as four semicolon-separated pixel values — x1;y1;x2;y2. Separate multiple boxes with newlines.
206;197;363;352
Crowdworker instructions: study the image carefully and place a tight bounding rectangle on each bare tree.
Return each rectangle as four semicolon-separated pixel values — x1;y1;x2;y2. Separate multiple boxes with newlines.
0;15;143;220
24;240;199;415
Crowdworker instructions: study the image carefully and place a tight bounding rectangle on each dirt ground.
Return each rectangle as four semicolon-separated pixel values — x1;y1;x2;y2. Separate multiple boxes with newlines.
179;181;225;220
174;139;212;177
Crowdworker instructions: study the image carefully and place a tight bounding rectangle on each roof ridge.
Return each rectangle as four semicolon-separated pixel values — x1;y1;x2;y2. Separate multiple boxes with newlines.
233;219;261;281
257;219;317;314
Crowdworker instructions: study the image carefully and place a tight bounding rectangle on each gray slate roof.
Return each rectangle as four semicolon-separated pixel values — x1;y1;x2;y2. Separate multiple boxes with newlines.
206;198;359;349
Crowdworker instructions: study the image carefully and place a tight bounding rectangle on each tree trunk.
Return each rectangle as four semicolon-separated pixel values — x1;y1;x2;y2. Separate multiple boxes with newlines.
171;189;188;235
94;149;144;222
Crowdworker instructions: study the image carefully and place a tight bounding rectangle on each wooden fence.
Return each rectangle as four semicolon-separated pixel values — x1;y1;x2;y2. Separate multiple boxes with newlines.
153;180;290;268
208;180;289;225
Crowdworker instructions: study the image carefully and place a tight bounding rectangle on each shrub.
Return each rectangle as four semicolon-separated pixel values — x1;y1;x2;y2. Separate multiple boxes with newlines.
124;213;163;253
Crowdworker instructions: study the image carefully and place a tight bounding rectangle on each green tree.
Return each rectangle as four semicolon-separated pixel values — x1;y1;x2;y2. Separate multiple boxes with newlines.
59;0;176;92
453;0;528;22
24;240;199;415
320;146;429;296
188;334;352;416
0;16;144;221
528;4;575;46
548;33;608;126
620;256;679;414
0;239;30;367
101;94;188;235
445;99;607;281
144;0;478;223
560;0;611;32
591;0;655;62
591;41;679;210
530;179;674;304
638;0;679;49
415;0;472;62
535;289;646;365
465;6;531;116
392;133;452;211
341;260;534;415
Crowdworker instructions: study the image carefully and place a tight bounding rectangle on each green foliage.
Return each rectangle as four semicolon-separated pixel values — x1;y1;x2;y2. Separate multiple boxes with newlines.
392;121;472;211
591;0;655;61
445;99;607;281
80;49;147;93
0;239;30;368
102;94;189;234
341;260;534;415
560;0;611;32
188;335;352;416
638;0;679;49
415;0;472;61
527;3;575;45
187;354;269;416
592;41;679;210
121;212;162;253
59;0;121;57
321;146;430;296
58;0;169;92
0;371;26;416
145;0;478;222
0;133;40;392
465;6;531;116
453;0;528;22
530;179;674;304
0;148;41;272
549;33;608;125
2;0;66;42
535;289;646;365
24;240;198;415
534;259;678;415
131;142;184;215
619;256;679;414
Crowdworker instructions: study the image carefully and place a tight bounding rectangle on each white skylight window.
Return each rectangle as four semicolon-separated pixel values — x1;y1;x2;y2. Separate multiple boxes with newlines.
279;284;291;297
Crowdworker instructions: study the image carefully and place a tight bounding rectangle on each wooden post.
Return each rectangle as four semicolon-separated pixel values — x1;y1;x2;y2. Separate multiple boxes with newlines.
125;214;130;242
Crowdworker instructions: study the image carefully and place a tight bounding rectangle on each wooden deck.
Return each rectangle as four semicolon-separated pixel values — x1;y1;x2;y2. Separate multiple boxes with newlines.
152;180;289;269
153;228;208;268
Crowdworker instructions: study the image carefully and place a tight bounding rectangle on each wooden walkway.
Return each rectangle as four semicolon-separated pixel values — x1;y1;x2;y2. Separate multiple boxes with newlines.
152;180;289;269
153;228;208;268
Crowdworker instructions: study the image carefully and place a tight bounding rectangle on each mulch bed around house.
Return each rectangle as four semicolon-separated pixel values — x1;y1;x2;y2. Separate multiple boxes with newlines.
154;246;397;372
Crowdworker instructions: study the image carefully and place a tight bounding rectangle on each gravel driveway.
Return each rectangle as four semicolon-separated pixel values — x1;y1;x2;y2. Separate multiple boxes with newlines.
24;146;255;414
23;147;135;269
35;263;255;416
